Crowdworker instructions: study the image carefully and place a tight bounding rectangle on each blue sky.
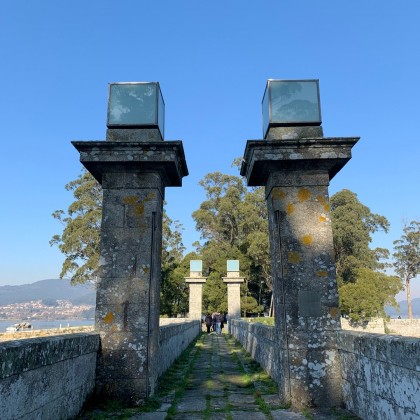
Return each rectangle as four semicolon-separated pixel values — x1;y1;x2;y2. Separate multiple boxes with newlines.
1;1;419;299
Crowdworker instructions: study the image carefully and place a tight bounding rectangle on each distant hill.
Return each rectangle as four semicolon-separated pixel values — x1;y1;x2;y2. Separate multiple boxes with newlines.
385;297;420;318
0;279;96;306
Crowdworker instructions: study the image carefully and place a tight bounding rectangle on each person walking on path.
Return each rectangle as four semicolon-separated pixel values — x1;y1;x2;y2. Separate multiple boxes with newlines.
204;313;213;333
215;312;222;335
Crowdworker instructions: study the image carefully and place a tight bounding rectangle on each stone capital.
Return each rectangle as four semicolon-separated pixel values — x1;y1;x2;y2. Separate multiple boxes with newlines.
72;141;188;187
185;277;207;284
222;277;245;284
240;137;359;187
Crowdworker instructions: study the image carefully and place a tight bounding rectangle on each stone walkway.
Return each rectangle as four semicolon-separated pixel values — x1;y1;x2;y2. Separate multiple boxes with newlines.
79;333;358;420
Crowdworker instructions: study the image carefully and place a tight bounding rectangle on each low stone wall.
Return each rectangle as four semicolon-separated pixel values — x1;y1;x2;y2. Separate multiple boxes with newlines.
340;317;385;334
338;331;420;419
0;332;100;420
387;319;420;338
158;320;201;378
229;319;277;382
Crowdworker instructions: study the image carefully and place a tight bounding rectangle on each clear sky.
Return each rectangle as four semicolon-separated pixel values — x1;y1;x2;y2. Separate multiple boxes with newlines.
1;1;419;300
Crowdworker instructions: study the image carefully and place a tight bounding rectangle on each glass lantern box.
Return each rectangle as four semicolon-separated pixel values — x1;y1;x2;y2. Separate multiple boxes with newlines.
262;79;322;138
107;82;165;138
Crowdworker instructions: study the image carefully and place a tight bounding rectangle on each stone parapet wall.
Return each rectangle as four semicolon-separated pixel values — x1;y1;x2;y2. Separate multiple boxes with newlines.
158;320;201;378
0;333;99;420
159;317;192;326
229;319;278;383
338;331;420;420
387;319;420;338
340;317;385;334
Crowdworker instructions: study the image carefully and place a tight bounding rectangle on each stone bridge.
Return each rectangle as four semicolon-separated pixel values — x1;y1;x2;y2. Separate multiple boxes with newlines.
1;81;419;419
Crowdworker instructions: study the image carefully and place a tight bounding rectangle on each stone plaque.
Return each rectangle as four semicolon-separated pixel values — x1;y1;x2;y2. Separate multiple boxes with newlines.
298;290;322;317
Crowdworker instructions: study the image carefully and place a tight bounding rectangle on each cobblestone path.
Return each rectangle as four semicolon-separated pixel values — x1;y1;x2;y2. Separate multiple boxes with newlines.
79;333;358;420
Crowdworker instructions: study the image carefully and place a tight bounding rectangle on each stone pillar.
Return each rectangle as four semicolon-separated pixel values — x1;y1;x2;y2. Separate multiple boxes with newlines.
72;129;188;405
185;260;207;320
241;126;358;408
223;260;244;319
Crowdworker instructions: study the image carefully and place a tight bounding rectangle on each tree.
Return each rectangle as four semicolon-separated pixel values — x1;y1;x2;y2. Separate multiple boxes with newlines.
330;189;402;320
330;189;390;284
50;170;101;285
193;167;271;314
339;268;401;322
393;221;420;319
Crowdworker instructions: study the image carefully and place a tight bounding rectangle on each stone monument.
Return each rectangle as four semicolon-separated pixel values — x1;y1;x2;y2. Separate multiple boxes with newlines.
222;260;244;319
240;80;358;407
72;82;188;405
185;260;207;319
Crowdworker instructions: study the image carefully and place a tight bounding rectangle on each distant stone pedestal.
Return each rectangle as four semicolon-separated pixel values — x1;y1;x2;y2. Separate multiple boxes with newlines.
241;126;358;408
223;260;244;320
73;129;188;405
185;260;207;320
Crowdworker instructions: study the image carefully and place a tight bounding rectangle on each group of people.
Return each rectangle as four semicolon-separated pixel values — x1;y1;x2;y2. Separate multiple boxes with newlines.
203;312;227;334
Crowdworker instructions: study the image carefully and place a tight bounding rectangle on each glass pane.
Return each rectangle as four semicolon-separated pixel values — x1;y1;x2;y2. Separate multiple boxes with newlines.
262;84;270;137
190;260;202;272
227;260;239;271
108;83;157;126
158;85;165;138
269;80;321;124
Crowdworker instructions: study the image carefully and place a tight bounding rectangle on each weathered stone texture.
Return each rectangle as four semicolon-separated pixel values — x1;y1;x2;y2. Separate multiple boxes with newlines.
240;136;358;408
229;320;278;385
0;333;99;420
223;281;243;319
338;331;420;419
158;320;201;378
387;319;420;338
73;136;188;405
185;280;206;320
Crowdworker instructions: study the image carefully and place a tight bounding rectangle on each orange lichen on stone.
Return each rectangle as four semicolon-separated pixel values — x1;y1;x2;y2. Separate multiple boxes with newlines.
319;215;327;223
301;235;313;246
316;195;330;212
330;307;339;318
316;271;328;277
288;252;301;263
272;188;286;200
287;203;295;215
123;196;145;218
103;312;114;324
298;188;311;202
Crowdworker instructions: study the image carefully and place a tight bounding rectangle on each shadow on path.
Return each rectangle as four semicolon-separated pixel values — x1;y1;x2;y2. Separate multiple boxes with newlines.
79;333;359;420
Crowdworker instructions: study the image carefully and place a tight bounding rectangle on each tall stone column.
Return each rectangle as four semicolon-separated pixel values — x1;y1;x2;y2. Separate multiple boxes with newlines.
72;82;188;406
222;260;244;319
241;126;358;407
185;260;207;320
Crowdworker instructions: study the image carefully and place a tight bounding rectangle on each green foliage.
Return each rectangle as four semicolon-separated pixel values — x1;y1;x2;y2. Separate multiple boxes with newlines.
160;251;191;317
193;167;271;314
50;170;102;285
331;189;390;284
339;268;402;321
202;272;228;313
393;220;420;319
331;189;401;321
240;295;263;317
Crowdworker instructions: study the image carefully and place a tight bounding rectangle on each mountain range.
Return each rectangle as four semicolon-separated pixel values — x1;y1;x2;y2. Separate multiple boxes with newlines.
385;298;420;318
0;279;95;306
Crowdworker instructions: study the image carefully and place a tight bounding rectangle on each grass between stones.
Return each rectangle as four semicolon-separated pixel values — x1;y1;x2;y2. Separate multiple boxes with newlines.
77;334;203;419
